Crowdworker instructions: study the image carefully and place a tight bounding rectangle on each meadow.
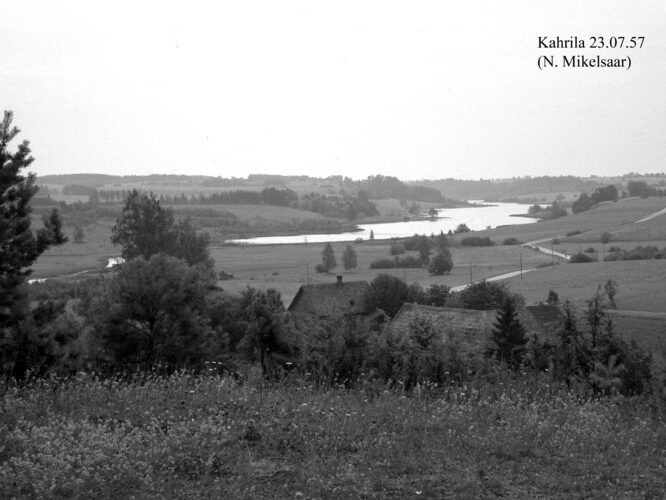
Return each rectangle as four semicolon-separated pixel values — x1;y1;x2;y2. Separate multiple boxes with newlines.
1;371;665;499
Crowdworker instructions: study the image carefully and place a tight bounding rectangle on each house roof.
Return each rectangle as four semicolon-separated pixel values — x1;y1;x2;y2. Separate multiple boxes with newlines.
388;303;565;349
287;279;371;317
388;304;497;350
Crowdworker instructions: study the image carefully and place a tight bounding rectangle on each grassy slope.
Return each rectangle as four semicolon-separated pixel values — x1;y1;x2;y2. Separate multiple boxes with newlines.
1;373;665;499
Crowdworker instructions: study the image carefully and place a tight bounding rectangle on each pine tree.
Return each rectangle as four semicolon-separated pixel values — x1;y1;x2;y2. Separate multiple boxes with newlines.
321;243;337;271
486;299;527;369
1;111;67;378
0;111;66;325
342;244;358;271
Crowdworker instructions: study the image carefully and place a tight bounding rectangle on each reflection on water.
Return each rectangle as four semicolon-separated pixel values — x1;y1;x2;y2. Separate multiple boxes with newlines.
228;202;537;245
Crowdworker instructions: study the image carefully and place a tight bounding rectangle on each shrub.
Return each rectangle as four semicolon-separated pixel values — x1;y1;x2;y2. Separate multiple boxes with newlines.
461;236;495;247
369;258;395;269
624;246;660;261
502;237;522;245
315;263;329;273
570;252;597;263
389;243;405;255
603;252;624;261
454;223;471;234
370;256;424;269
584;247;596;253
428;251;453;275
396;256;423;268
448;280;522;310
566;230;582;237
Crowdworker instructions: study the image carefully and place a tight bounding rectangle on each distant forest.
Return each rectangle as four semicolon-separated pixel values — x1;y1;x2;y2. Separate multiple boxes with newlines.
38;172;666;205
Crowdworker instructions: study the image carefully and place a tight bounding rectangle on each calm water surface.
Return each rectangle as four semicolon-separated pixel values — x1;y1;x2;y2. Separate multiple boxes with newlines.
228;202;537;245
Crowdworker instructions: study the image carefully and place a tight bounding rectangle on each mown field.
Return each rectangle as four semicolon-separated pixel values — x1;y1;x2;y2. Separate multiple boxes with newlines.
1;372;665;499
212;241;554;305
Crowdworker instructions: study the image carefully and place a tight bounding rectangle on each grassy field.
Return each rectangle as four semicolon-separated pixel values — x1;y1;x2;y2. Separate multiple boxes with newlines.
475;197;666;244
503;260;666;312
1;372;665;499
212;241;554;306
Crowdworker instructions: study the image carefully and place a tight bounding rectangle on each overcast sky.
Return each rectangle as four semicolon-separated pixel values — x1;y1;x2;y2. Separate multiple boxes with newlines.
2;1;665;180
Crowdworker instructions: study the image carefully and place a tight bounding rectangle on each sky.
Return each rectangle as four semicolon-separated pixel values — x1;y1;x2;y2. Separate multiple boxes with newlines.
1;1;665;180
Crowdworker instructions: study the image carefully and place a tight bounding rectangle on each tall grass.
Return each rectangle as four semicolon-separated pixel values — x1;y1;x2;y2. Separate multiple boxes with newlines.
1;370;665;498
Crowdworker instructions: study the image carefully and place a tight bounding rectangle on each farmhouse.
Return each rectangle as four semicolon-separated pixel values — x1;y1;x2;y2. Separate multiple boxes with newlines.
287;276;371;319
388;303;564;351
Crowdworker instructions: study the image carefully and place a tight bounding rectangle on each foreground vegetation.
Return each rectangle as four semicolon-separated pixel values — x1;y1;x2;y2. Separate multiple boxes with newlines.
1;370;665;499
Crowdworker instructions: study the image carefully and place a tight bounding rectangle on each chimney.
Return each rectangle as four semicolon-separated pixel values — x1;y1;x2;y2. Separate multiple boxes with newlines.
336;275;343;284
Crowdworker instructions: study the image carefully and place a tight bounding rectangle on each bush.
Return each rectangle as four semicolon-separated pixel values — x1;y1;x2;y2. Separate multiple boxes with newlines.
315;263;329;273
454;223;471;234
502;237;522;245
448;281;522;310
461;236;495;247
389;243;405;255
396;256;423;268
603;252;624;261
624;246;660;261
370;256;424;269
428;251;453;275
570;252;597;263
566;230;582;237
584;247;596;253
369;258;395;269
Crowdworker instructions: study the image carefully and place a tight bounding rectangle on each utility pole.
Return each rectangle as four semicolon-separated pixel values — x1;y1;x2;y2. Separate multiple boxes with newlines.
551;242;554;266
520;250;523;279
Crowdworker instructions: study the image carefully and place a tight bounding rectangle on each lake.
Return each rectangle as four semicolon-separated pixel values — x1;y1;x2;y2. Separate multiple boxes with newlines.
228;201;537;245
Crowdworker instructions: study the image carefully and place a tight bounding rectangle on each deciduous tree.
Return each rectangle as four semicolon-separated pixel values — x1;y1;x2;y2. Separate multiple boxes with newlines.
321;243;337;272
111;190;211;266
342;244;358;271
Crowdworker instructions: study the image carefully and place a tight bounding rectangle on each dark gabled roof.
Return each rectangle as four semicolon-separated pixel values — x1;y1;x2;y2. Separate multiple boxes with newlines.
287;280;371;317
388;304;497;351
388;303;566;350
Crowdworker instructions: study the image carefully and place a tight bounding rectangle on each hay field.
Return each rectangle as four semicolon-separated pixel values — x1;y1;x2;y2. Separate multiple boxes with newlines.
212;241;553;306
